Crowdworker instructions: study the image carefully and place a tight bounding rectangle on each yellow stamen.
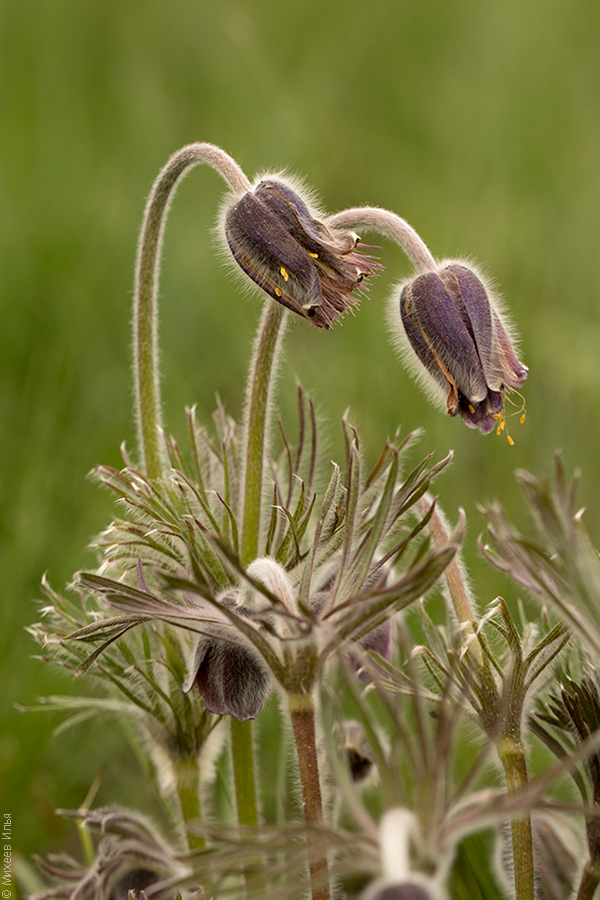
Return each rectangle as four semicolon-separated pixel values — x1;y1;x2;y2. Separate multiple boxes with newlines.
280;266;289;282
275;287;282;297
309;252;319;258
468;404;475;414
493;389;526;446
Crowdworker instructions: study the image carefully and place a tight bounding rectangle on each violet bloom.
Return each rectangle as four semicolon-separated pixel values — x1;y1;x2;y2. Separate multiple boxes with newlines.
396;262;528;436
224;178;378;328
182;590;272;722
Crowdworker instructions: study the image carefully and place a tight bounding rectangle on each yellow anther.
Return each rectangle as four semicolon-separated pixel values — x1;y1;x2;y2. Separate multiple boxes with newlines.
520;414;526;424
280;266;289;282
468;404;475;414
507;435;515;446
275;287;282;297
309;252;319;258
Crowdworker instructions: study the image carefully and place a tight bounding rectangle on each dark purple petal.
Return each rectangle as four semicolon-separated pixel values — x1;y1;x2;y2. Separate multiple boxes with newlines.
225;192;324;316
455;387;503;432
441;265;528;391
401;273;489;411
490;309;529;388
400;287;450;395
439;265;493;361
183;636;270;720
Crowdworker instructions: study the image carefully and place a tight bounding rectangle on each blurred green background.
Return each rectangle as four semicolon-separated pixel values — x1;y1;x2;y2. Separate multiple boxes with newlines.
2;0;600;874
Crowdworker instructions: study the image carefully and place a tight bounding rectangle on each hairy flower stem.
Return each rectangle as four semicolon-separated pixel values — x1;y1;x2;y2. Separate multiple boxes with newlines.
289;694;330;900
417;496;484;667
230;718;259;828
240;301;286;565
326;206;437;274
227;301;288;836
175;758;205;850
498;734;535;900
133;143;251;478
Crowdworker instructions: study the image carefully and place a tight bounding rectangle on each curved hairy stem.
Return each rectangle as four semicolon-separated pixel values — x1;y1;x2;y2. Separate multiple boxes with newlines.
327;206;437;274
133;142;251;478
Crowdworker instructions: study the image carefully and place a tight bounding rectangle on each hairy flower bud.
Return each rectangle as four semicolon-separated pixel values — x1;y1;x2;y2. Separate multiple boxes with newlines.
394;262;528;435
182;634;271;720
224;178;378;328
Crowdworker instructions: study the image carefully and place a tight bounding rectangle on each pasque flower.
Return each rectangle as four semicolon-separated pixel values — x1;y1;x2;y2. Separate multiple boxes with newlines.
224;178;378;328
394;262;528;435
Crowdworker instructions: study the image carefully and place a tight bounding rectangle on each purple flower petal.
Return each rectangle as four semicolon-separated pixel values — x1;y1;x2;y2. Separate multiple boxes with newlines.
183;636;271;721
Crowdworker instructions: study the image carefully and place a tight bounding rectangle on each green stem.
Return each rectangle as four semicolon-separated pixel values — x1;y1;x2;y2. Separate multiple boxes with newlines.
133;143;251;479
175;757;205;850
498;733;535;900
230;718;259;828
289;693;331;900
227;301;286;843
240;300;286;565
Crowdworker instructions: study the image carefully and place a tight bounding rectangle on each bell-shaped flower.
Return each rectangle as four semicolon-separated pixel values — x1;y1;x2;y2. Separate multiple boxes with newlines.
394;262;528;435
181;587;274;721
224;178;378;328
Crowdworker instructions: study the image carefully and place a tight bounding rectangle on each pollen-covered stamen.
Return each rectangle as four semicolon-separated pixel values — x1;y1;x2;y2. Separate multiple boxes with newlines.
493;389;527;446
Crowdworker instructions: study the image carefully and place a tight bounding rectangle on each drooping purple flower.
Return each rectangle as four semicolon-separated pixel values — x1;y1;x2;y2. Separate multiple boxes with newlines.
181;587;273;721
224;178;378;328
182;632;270;721
396;262;528;435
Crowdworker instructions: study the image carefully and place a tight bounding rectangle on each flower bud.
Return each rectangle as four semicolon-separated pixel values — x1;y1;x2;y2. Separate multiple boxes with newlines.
183;633;270;720
395;263;528;434
224;178;378;328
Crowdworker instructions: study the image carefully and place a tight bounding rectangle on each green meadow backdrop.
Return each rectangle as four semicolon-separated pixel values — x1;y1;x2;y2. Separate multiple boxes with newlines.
2;0;600;877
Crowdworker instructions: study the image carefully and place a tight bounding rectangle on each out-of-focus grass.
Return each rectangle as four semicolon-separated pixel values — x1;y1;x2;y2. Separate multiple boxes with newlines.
2;0;600;875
